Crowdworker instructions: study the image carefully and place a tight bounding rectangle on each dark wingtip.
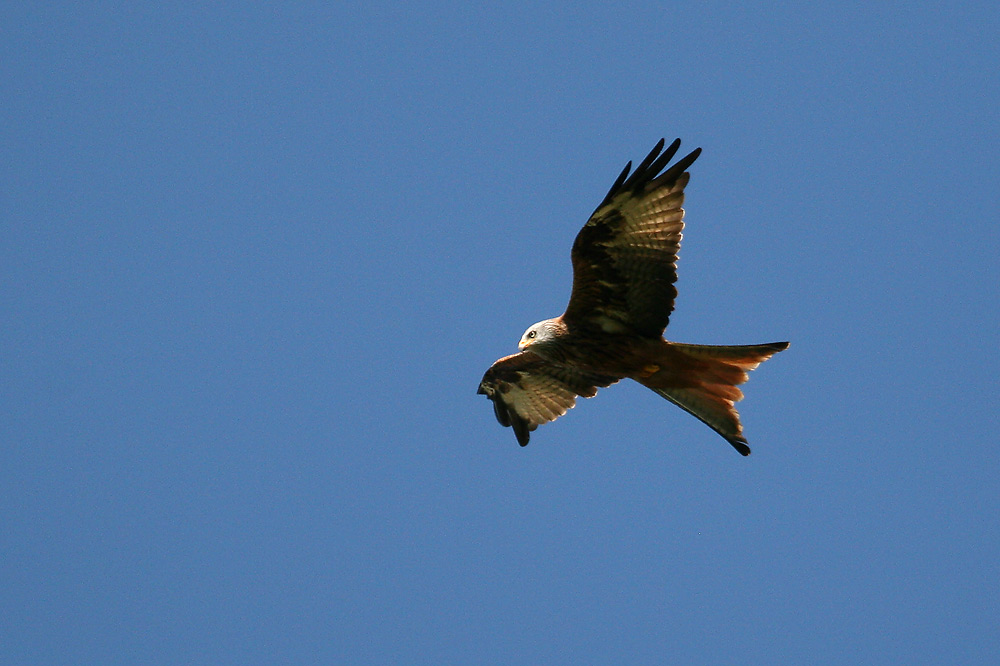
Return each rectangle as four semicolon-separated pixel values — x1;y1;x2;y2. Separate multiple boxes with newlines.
599;160;633;208
596;138;701;210
656;146;701;185
729;436;752;456
633;138;666;175
511;417;530;447
490;397;512;428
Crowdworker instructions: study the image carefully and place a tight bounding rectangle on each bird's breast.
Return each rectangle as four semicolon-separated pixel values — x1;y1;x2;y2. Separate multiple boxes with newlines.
546;332;647;376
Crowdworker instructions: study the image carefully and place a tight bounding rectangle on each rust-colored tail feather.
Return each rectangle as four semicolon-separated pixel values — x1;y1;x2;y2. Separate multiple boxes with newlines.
638;341;789;455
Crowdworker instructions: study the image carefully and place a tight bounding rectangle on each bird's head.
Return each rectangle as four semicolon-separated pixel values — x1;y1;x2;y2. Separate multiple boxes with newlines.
518;318;562;352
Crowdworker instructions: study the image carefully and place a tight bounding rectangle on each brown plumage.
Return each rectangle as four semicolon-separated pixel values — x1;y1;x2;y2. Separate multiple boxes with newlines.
478;139;788;455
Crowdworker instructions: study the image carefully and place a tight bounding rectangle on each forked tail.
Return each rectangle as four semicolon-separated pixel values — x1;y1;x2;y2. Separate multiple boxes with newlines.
637;341;789;455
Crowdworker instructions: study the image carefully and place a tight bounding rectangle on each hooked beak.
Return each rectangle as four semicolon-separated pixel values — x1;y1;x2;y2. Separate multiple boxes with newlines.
518;339;531;351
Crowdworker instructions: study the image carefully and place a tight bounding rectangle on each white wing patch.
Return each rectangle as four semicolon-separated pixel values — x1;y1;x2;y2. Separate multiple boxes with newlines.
595;315;629;334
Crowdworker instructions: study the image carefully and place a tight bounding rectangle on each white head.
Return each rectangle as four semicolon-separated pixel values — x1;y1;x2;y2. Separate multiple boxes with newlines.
518;318;562;352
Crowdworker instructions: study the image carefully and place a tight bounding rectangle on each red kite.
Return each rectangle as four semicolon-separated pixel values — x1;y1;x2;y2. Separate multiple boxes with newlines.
478;139;788;455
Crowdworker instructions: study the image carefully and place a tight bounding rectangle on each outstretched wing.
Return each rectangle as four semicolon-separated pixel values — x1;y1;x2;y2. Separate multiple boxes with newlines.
563;138;701;338
478;351;619;446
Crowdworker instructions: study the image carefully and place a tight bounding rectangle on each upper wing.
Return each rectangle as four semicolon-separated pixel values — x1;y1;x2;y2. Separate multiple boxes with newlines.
477;351;619;446
563;139;701;338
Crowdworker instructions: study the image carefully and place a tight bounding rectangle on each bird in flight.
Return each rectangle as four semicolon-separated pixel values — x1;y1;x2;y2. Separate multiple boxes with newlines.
477;138;788;455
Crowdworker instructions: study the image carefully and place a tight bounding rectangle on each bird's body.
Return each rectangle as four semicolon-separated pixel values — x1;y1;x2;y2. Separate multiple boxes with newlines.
478;138;788;455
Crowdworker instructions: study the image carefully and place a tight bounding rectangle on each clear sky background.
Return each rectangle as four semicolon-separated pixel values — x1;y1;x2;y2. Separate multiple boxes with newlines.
4;3;999;664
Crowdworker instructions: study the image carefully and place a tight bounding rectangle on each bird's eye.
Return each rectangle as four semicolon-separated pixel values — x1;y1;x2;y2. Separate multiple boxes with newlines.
527;331;536;339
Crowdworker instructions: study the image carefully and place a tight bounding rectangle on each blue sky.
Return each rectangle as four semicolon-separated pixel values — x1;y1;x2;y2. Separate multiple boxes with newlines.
3;2;999;664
